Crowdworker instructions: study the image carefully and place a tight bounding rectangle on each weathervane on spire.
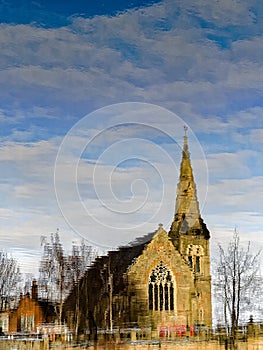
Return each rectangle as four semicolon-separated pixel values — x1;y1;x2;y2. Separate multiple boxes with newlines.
183;125;189;156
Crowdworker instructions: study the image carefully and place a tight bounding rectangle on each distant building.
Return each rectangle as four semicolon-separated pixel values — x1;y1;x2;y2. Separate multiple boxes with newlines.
63;133;212;335
9;280;56;333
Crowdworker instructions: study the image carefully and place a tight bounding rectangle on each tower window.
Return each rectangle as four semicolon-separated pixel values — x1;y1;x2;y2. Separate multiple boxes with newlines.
148;262;175;311
196;256;200;273
188;255;193;268
186;245;204;273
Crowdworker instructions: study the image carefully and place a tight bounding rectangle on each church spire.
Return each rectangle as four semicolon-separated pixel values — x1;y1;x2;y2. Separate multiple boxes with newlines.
169;128;209;243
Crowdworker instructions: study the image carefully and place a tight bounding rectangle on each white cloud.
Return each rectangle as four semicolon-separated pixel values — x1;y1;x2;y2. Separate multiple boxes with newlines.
161;0;256;26
229;107;263;129
249;128;263;144
205;177;263;215
207;150;259;181
225;62;263;89
232;37;263;64
0;207;20;220
0;140;59;215
0;140;56;161
0;1;260;115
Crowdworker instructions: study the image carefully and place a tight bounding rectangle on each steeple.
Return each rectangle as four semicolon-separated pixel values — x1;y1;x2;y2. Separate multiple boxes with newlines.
169;128;209;243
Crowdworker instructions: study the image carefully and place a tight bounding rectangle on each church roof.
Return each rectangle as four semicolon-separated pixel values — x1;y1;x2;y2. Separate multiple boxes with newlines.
87;231;155;294
63;232;156;313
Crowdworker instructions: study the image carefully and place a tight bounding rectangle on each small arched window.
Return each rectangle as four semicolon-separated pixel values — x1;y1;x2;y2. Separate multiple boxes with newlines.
148;262;175;311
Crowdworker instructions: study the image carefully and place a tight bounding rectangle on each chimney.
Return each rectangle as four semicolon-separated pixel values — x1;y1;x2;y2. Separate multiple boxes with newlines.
31;280;38;301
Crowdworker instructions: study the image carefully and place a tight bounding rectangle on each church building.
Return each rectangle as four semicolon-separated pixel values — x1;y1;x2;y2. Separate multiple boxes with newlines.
63;132;212;336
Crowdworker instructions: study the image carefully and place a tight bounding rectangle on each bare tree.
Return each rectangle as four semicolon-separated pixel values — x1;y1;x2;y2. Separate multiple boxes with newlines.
23;273;35;295
214;229;261;343
0;251;21;311
66;240;96;335
39;231;96;331
39;229;66;325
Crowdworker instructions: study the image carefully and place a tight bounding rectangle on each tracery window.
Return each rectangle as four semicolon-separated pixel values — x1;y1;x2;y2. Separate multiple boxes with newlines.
186;245;204;273
148;262;175;311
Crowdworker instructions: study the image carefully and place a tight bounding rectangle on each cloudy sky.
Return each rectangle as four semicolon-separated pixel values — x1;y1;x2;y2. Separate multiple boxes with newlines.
0;0;262;275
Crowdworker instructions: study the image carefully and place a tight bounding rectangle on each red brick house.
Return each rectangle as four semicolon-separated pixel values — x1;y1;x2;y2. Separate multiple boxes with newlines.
9;280;56;333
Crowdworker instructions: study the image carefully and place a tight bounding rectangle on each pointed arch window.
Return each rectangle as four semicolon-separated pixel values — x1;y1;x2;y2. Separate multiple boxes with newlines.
148;262;175;311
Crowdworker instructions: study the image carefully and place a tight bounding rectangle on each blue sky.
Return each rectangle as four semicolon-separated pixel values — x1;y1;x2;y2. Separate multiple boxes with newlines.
0;0;161;27
0;0;262;275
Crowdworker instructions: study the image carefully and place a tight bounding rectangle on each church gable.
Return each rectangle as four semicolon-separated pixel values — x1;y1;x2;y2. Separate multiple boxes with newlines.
127;225;195;328
128;224;192;285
